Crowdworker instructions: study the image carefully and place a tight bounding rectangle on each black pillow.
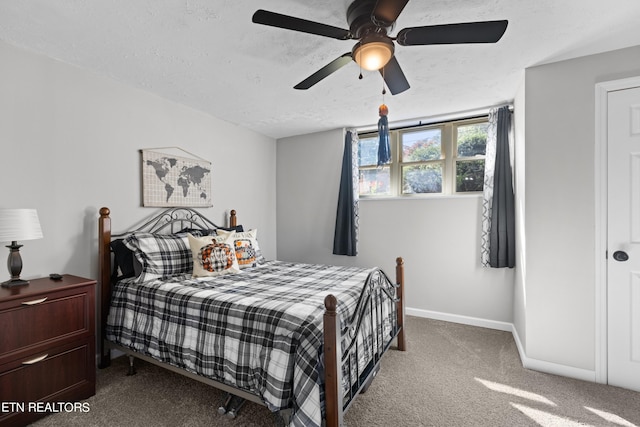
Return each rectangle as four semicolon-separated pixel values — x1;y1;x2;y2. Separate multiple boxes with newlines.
111;238;136;280
178;225;244;236
219;224;245;232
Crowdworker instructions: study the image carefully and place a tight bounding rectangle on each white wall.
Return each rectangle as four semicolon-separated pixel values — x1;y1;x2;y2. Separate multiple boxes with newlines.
277;129;515;324
0;40;277;283
523;45;640;372
512;75;527;351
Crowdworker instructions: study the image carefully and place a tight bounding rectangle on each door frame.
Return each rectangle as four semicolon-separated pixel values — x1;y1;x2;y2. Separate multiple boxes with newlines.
594;76;640;384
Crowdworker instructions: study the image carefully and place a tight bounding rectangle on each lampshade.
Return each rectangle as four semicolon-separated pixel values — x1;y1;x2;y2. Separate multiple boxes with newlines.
0;209;43;242
352;35;394;71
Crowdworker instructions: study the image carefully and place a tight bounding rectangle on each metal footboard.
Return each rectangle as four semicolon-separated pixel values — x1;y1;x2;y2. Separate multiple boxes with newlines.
341;268;401;411
323;257;405;427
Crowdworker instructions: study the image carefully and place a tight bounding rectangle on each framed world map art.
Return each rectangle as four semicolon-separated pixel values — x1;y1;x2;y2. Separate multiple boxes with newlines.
141;148;212;207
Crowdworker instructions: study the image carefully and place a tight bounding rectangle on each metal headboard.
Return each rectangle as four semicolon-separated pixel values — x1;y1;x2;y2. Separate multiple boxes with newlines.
111;208;235;238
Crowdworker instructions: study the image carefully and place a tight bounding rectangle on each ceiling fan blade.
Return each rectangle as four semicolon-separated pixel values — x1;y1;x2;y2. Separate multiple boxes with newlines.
396;20;508;46
372;0;410;27
252;10;352;40
294;53;353;90
380;56;410;95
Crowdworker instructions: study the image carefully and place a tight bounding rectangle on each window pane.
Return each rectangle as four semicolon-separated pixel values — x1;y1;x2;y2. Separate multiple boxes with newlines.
457;122;488;158
359;168;390;195
402;129;441;162
402;163;442;194
358;136;380;167
456;160;485;192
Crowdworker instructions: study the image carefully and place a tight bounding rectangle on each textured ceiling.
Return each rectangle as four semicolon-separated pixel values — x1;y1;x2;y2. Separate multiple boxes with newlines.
1;0;640;139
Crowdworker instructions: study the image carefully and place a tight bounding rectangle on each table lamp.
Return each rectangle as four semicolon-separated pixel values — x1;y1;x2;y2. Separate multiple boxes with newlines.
0;209;43;287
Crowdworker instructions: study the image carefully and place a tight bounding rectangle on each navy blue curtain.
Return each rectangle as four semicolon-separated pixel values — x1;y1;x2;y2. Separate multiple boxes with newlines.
333;131;358;256
489;106;515;267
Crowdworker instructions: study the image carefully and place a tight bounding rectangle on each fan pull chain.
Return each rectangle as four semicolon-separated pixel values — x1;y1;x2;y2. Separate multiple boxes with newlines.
381;66;386;96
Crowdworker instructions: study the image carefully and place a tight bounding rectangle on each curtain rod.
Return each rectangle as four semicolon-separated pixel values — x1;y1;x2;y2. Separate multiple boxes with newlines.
355;103;514;134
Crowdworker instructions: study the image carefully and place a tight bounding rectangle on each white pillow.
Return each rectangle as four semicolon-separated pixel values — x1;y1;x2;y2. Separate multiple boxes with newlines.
215;228;265;268
187;233;241;277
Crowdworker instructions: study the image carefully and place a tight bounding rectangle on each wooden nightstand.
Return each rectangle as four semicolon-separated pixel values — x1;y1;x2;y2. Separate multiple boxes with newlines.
0;275;96;427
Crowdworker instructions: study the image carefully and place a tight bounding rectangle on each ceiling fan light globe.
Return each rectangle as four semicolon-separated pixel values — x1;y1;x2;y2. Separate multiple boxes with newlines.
353;38;394;71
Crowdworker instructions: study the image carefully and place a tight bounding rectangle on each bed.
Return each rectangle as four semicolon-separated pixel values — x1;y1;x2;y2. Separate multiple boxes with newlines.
97;207;405;427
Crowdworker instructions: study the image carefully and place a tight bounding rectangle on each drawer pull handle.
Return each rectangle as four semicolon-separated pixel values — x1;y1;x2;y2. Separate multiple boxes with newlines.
22;354;49;365
21;297;48;306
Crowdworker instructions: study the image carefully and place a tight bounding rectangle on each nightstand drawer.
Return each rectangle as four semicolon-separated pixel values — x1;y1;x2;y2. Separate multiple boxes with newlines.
0;340;95;426
0;286;94;364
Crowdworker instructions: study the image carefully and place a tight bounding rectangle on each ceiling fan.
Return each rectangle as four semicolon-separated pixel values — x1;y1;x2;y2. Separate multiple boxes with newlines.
252;0;508;95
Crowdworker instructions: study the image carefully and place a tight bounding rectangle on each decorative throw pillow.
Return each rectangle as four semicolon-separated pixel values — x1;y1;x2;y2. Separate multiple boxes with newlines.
187;233;241;277
215;228;265;268
123;232;192;283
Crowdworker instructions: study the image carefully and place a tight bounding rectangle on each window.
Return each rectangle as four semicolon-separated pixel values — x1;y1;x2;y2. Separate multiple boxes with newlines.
358;117;488;197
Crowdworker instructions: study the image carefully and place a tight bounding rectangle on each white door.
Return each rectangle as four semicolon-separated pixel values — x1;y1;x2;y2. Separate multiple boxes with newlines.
608;85;640;391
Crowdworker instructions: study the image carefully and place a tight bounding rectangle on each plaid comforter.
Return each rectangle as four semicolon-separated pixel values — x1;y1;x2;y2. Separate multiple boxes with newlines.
106;260;396;427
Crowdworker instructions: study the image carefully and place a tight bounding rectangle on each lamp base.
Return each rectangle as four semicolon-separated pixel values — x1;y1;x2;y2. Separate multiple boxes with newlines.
4;241;28;288
2;278;29;287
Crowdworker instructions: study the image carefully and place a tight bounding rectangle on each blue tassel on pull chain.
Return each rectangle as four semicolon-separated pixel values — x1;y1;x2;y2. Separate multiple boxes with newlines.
377;104;390;166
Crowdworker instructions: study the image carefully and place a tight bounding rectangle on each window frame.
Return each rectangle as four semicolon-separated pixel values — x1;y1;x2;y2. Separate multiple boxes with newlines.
358;116;489;198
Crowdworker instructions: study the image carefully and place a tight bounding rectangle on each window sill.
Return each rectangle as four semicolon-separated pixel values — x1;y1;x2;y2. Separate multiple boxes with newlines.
359;193;483;201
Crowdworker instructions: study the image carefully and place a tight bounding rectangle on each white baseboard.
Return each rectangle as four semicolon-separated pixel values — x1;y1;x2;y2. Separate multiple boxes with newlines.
95;349;125;366
111;349;125;359
406;306;597;383
510;326;596;383
406;307;513;332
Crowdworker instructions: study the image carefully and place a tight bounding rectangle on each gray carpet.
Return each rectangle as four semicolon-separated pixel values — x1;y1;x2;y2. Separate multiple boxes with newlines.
33;316;640;426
